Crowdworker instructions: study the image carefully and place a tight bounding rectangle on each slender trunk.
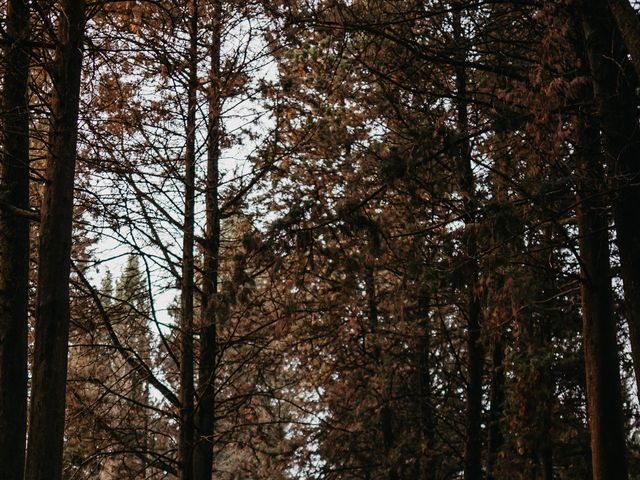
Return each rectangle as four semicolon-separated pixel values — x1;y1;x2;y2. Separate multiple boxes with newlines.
366;260;380;362
606;0;640;79
365;254;397;480
179;1;198;477
539;358;553;480
25;0;86;478
453;12;484;480
574;103;628;480
463;294;484;480
485;143;509;480
0;0;31;477
538;235;555;480
582;0;640;400
417;288;434;480
486;338;504;480
380;403;398;480
193;2;221;478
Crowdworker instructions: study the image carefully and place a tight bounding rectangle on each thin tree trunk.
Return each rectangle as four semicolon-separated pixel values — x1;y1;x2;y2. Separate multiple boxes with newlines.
486;338;504;480
574;103;628;480
365;254;397;480
453;12;484;480
463;294;484;480
25;0;86;478
485;142;510;480
417;288;435;480
366;259;380;362
538;232;555;480
539;354;554;480
0;0;31;477
193;2;221;477
179;0;198;477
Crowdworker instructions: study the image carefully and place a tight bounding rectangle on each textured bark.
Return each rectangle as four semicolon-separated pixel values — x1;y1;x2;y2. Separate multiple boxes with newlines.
417;289;434;480
463;296;484;480
485;141;509;480
486;338;504;480
193;2;222;477
179;1;198;477
574;104;629;480
607;0;640;79
0;0;31;477
540;419;553;480
366;257;397;480
538;280;554;480
583;0;640;401
454;13;484;480
25;0;86;478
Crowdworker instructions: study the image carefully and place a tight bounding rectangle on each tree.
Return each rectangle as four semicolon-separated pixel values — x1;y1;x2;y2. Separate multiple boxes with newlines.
178;0;199;476
0;0;31;476
1;1;640;479
606;0;640;79
193;0;222;478
26;0;87;477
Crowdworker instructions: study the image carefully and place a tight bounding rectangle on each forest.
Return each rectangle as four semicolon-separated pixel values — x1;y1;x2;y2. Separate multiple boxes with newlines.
1;0;640;479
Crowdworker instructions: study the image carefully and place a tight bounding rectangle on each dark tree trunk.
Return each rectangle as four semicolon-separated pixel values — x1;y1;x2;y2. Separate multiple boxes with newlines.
179;0;198;477
453;13;484;480
583;0;640;401
485;141;510;480
25;0;86;478
538;277;554;480
463;295;484;480
538;231;555;480
574;102;629;480
417;288;435;480
486;338;504;480
540;400;553;480
193;3;221;478
0;0;31;477
606;0;640;79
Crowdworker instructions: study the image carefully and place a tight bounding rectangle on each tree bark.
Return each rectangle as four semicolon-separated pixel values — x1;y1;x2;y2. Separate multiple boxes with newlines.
485;140;510;480
574;102;629;480
486;338;504;480
537;241;555;480
463;295;484;480
453;12;484;480
193;2;222;478
25;0;86;478
179;0;198;477
417;288;435;480
583;0;640;401
0;0;31;477
606;0;640;79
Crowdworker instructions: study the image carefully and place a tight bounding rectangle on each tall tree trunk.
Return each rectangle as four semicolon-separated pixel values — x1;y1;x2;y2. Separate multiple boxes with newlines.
574;103;629;480
453;12;484;480
179;0;198;477
486;338;504;480
539;341;554;480
485;141;510;480
463;291;484;480
0;0;31;477
25;0;86;478
606;0;640;79
582;0;640;400
193;2;221;478
537;232;555;480
365;253;397;480
417;287;435;480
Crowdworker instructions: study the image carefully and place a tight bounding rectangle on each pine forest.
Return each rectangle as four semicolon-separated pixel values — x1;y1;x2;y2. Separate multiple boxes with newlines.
2;0;640;479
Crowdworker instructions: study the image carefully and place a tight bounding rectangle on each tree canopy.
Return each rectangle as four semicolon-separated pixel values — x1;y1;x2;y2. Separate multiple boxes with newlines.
1;0;640;479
